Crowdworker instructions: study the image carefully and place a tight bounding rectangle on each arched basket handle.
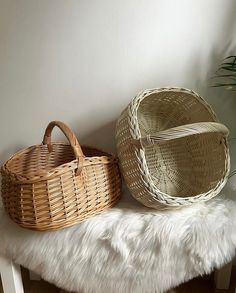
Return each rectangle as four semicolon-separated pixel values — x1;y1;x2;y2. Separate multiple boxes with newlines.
131;122;229;148
43;121;84;175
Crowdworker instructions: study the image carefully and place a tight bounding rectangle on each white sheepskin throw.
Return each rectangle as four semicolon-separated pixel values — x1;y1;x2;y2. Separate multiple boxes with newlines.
0;190;236;293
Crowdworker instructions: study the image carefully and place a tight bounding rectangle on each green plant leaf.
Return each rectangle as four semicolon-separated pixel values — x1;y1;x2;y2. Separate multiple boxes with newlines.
214;75;236;78
224;55;236;60
220;62;236;66
211;55;236;92
212;83;236;86
218;66;236;72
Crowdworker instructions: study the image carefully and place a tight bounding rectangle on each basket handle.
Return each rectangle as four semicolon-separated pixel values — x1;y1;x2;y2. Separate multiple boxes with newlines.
42;121;84;175
131;122;229;148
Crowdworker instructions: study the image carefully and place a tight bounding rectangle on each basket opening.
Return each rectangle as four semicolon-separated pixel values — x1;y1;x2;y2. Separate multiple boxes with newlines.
136;90;227;198
5;144;111;179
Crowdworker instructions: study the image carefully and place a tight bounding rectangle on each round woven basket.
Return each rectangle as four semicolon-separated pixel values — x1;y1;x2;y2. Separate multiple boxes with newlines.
116;87;230;209
1;121;121;231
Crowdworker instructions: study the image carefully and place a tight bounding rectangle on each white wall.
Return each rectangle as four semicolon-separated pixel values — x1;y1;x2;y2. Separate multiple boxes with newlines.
0;0;236;172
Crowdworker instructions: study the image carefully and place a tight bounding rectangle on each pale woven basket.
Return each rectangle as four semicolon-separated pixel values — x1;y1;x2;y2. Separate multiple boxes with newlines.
1;121;121;231
116;87;230;209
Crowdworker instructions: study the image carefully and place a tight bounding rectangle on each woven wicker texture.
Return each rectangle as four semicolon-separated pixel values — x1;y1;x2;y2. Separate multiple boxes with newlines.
1;121;121;231
116;87;230;209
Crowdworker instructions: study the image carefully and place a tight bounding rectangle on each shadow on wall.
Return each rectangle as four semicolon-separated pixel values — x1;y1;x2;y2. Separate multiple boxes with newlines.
0;119;118;169
74;119;118;154
178;0;236;130
199;0;236;201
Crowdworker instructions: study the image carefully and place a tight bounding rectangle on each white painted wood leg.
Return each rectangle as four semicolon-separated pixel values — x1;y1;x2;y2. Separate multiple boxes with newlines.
214;262;232;290
0;255;24;293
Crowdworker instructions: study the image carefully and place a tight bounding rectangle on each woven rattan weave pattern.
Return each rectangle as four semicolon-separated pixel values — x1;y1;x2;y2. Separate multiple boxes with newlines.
116;87;230;209
1;121;121;231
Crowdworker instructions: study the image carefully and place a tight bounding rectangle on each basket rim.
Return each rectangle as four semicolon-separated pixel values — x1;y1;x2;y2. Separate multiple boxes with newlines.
1;142;118;183
128;87;218;128
126;86;230;205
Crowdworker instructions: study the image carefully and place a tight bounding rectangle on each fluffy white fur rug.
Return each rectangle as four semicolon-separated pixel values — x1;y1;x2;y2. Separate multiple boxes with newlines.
0;190;236;293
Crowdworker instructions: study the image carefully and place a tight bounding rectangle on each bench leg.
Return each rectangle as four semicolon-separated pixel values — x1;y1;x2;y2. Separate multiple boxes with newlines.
0;255;24;293
214;261;232;290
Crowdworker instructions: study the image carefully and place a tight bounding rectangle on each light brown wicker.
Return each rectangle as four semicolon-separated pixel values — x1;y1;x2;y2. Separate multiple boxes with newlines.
116;87;230;209
1;121;121;231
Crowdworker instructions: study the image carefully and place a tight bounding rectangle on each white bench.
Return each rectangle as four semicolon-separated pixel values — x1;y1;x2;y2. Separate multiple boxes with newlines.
0;190;235;293
0;254;233;292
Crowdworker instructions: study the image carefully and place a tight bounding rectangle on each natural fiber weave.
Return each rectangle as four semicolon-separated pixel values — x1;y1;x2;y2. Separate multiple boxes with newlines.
116;87;230;209
1;121;121;231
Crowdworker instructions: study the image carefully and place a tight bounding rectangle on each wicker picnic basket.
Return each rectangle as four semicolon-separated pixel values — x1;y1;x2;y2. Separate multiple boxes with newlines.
116;87;230;209
1;121;121;231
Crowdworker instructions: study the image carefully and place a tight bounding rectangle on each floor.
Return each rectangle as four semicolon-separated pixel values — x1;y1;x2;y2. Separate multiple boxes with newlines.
0;268;235;293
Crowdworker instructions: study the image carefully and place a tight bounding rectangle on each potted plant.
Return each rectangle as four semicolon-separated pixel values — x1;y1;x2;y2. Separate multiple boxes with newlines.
213;55;236;179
